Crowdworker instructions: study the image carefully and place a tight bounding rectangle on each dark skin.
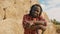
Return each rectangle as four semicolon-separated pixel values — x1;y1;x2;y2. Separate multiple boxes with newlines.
31;6;41;18
24;6;46;31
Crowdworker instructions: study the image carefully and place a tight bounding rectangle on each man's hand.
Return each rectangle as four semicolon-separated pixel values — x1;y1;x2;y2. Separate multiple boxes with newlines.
24;21;34;29
39;25;46;31
24;21;46;31
30;24;41;30
34;21;46;26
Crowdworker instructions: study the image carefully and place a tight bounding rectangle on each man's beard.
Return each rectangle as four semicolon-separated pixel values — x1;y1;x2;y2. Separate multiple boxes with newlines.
31;13;39;18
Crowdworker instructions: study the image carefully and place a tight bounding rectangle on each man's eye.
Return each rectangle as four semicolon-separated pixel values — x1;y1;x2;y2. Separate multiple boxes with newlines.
37;10;39;11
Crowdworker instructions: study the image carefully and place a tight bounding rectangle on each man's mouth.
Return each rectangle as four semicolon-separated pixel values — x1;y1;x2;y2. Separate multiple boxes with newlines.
33;13;39;16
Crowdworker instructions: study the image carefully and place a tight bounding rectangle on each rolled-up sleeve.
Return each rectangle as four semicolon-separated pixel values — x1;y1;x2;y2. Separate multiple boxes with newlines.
40;16;47;26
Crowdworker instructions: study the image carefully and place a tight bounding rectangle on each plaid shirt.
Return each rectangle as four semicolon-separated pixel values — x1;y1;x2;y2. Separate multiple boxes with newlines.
22;14;47;34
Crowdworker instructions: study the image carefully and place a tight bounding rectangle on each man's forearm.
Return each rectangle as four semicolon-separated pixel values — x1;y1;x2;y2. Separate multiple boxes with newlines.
39;25;47;31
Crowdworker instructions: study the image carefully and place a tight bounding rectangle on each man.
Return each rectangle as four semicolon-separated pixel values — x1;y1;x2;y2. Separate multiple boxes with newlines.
22;4;47;34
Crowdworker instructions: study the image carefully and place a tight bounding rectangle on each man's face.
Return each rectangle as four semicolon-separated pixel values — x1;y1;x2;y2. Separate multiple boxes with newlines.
31;6;41;18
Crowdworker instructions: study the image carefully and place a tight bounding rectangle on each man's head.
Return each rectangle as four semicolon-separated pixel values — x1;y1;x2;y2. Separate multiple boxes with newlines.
29;4;42;18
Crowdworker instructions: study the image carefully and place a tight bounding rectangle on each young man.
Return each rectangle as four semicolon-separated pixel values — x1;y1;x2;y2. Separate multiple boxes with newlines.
22;4;47;34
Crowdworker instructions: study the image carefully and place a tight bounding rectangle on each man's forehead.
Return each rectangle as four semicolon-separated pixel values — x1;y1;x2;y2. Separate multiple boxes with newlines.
33;6;40;10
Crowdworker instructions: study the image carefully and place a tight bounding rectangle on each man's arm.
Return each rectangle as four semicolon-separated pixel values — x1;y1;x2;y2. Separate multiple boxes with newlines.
22;15;31;29
22;15;40;30
33;17;47;31
22;15;35;30
34;21;46;26
37;18;47;31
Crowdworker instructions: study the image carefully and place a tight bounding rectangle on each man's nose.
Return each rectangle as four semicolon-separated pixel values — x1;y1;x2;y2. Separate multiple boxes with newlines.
35;11;39;14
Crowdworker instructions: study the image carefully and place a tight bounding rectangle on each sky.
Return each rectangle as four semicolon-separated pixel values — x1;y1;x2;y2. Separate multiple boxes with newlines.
38;0;60;21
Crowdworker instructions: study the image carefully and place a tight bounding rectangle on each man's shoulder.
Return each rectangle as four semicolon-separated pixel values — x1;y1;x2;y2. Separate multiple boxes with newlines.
24;14;29;16
39;16;43;18
23;14;30;17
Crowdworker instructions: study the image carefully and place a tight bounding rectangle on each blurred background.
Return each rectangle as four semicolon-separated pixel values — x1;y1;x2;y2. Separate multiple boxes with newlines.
39;0;60;34
0;0;60;34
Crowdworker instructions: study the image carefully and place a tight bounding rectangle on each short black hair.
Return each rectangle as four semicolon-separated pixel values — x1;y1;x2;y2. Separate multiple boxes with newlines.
29;4;43;16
